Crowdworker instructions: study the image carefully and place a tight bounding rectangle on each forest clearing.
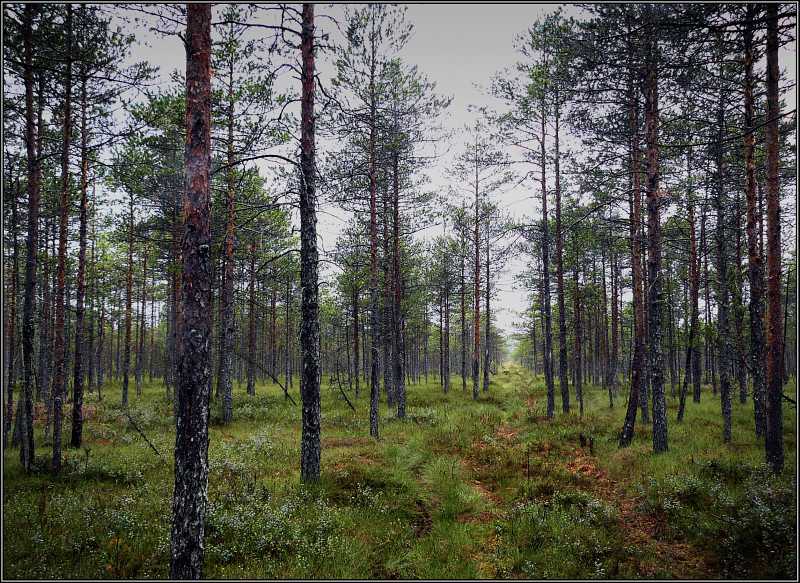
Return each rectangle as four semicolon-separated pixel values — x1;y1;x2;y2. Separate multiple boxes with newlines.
3;366;796;579
2;3;797;580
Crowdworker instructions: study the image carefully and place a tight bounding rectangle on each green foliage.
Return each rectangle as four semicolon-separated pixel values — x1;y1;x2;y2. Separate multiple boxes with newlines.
3;366;795;579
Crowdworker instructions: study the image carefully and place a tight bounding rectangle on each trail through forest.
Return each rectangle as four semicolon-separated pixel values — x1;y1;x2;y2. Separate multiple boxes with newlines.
3;364;795;579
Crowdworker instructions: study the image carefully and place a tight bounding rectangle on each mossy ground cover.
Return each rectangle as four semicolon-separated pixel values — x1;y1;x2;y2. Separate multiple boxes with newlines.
3;364;796;579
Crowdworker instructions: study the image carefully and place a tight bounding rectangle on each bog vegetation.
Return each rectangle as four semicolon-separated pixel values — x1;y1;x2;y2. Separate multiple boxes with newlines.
2;3;797;580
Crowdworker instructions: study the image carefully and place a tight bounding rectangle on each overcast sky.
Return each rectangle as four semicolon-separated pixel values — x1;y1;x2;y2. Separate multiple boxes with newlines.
117;3;796;343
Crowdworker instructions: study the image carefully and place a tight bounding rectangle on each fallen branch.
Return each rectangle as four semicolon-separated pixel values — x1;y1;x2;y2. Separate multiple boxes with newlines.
124;408;165;462
235;350;298;406
334;362;357;413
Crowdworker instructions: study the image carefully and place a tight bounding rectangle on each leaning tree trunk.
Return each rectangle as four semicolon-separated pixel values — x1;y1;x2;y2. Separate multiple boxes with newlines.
764;3;783;473
299;2;321;482
170;5;212;578
51;4;73;474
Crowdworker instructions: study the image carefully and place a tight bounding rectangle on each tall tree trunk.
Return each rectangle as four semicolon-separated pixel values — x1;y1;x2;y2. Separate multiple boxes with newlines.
135;245;148;396
609;249;619;398
483;213;490;393
392;151;406;418
573;259;583;417
367;12;380;439
71;63;90;448
170;5;212;577
247;242;256;396
714;42;732;445
644;36;667;453
299;3;321;481
678;149;701;422
19;4;40;468
352;286;359;398
473;140;482;401
51;4;73;474
216;52;236;423
764;3;784;473
5;166;19;450
620;48;645;448
460;217;467;393
554;93;569;413
743;5;766;438
539;97;554;417
122;192;134;407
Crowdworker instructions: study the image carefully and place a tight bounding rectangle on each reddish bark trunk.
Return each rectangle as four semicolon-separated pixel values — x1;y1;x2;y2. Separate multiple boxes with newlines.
170;5;212;578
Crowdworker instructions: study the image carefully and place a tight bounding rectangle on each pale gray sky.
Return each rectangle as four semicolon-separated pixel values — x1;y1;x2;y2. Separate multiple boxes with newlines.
113;3;796;341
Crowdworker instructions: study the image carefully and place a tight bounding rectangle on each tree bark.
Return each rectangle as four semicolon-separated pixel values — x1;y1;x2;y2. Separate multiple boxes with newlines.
619;47;645;448
764;3;783;473
473;139;482;401
554;93;570;413
539;99;554;417
216;51;237;423
170;5;212;578
299;3;321;481
714;38;732;445
19;4;40;468
51;4;73;474
71;62;90;448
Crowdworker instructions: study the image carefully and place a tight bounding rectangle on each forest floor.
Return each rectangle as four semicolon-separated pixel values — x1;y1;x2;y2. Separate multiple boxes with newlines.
3;364;797;579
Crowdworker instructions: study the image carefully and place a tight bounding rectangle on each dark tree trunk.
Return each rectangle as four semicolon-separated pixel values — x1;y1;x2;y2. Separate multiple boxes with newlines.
743;5;766;438
392;151;406;418
573;260;583;417
539;102;554;417
483;213;490;393
170;5;212;578
19;4;39;468
299;3;321;481
764;4;784;473
460;220;467;392
71;65;90;448
367;19;380;440
122;192;134;408
643;38;667;453
135;245;148;396
620;52;645;448
473;145;482;401
5;165;19;451
216;53;236;419
678;151;701;422
247;242;256;396
51;4;73;474
714;49;732;445
352;286;359;398
610;250;619;398
554;95;569;413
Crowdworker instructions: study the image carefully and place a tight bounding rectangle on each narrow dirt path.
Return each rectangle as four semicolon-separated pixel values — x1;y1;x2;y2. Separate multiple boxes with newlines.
563;445;713;578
